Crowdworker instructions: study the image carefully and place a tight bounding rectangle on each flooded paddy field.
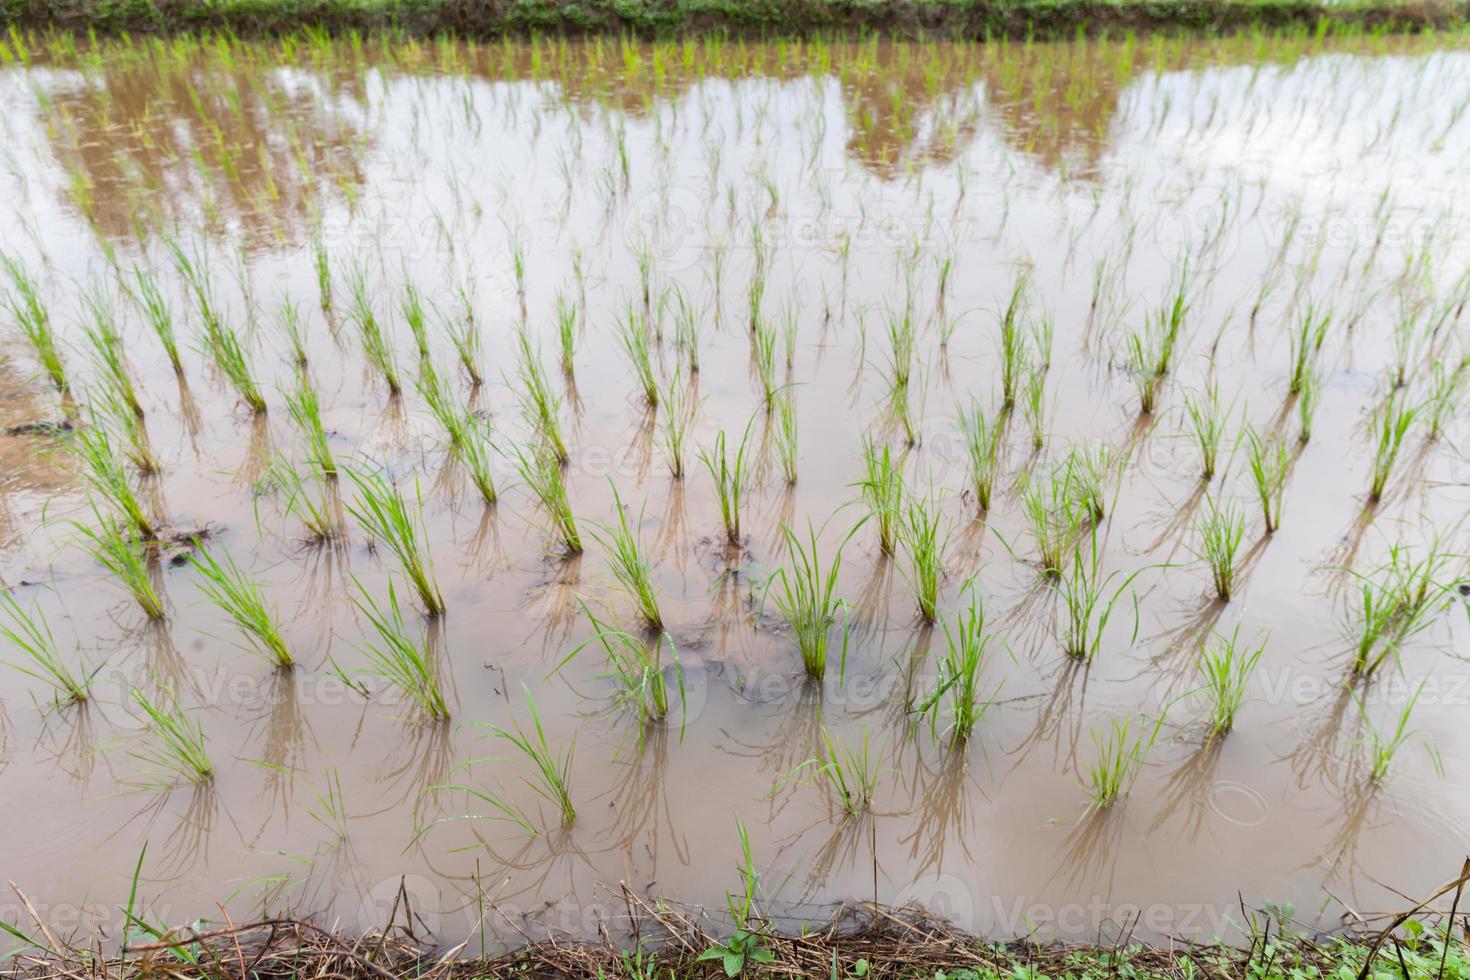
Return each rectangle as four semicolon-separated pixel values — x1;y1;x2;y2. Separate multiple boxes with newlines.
1;30;1469;951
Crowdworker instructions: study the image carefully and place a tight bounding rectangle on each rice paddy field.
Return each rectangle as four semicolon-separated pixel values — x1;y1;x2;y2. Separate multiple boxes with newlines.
1;26;1470;956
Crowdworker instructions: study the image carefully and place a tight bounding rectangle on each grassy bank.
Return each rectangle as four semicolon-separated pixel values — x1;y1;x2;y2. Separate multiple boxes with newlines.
0;0;1467;39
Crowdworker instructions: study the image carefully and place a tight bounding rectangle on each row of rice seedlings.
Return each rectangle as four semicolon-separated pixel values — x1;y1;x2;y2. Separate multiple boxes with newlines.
1084;713;1162;808
514;445;581;553
284;371;335;479
0;591;92;703
261;455;343;542
128;687;213;785
72;423;157;539
1183;383;1228;480
479;688;576;827
900;492;947;623
590;484;662;630
189;547;294;669
0;253;67;390
1196;496;1245;601
352;579;449;720
347;267;401;396
699;427;750;546
618;305;659;407
560;603;684;736
1287;302;1331;395
1367;391;1416;502
859;439;904;555
1243;424;1289;533
1349;541;1455;677
1057;535;1143;662
764;521;858;681
917;594;1000;744
130;267;184;376
344;470;446;615
514;331;569;461
1196;627;1265;739
74;507;166;620
960;401;1003;513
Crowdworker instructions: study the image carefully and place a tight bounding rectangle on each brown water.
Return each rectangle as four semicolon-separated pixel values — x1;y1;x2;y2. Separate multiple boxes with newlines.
1;31;1469;950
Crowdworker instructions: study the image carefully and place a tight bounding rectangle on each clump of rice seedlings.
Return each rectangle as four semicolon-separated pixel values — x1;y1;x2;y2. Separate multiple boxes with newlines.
448;411;498;506
1125;319;1166;414
660;369;690;480
1068;444;1114;523
1084;714;1161;808
900;493;947;623
1297;366;1322;443
960;400;1002;513
917;594;998;743
752;310;780;409
1197;627;1265;739
1423;362;1466;440
1182;383;1228;480
1359;682;1439;783
1349;541;1455;677
764;520;859;681
555;290;577;376
92;386;159;475
590;484;662;630
132;267;183;375
74;511;166;619
514;332;568;462
1021;364;1047;451
353;579;448;720
82;295;143;417
859;439;904;555
883;303;916;394
1057;536;1143;661
401;281;431;363
670;286;700;373
1288;302;1330;395
444;297;483;386
806;727;878;816
347;268;401;396
1;253;67;390
1242;424;1289;533
283;372;334;479
344;469;445;614
311;230;331;309
998;271;1031;407
261;456;342;541
1196;496;1245;601
128;687;212;785
514;445;581;554
0;591;92;703
484;687;576;826
275;298;309;368
1367;392;1416;503
698;427;750;546
773;388;798;485
561;603;684;735
1018;464;1084;577
618;306;659;408
199;309;267;413
190;547;294;669
72;423;156;539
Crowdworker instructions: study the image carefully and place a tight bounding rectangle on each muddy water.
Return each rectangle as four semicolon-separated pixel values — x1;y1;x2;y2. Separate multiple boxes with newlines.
1;32;1469;948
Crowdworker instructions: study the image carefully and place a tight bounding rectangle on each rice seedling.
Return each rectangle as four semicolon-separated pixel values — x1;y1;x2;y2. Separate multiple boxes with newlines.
1367;391;1416;502
275;298;309;368
198;308;267;413
352;579;449;720
514;444;581;554
1056;535;1144;662
259;455;342;542
72;423;156;539
660;369;690;480
311;230;331;309
883;303;916;393
81;298;143;418
1359;681;1440;783
959;400;1002;513
73;510;166;620
344;469;446;614
698;426;751;547
1;253;67;390
617;305;660;408
1083;714;1162;808
482;687;576;827
859;439;904;555
189;547;294;669
763;519;861;681
1067;444;1115;523
132;267;183;375
1287;302;1331;395
1018;463;1084;577
773;388;798;484
1348;541;1455;677
916;594;999;743
283;372;335;479
900;492;947;623
555;290;577;376
558;602;684;735
91;385;160;475
998;271;1030;407
1182;383;1228;480
752;310;780;409
514;331;569;462
307;768;349;842
1242;424;1289;533
589;484;662;630
1423;361;1466;440
1297;366;1322;443
805;726;878;816
444;297;483;386
0;591;92;703
347;267;401;396
1196;627;1265;739
1125;319;1166;414
128;687;212;785
401;281;431;363
1196;496;1245;601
